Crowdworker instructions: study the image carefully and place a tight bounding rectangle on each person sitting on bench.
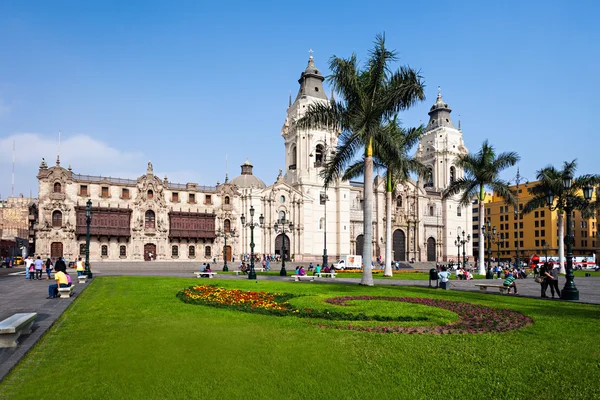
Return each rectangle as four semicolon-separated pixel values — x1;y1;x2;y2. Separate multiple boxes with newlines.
503;273;518;295
314;264;321;276
47;264;69;299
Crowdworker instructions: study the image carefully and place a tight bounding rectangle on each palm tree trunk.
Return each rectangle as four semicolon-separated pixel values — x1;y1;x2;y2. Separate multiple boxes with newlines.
558;212;565;274
478;200;486;275
384;189;392;276
361;154;375;286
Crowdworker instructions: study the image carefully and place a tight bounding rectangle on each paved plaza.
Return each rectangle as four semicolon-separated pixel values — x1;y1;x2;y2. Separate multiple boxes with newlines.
1;263;599;382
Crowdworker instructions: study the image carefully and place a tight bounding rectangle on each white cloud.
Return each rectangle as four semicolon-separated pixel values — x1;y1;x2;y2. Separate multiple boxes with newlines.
0;133;206;198
0;133;143;170
0;133;145;197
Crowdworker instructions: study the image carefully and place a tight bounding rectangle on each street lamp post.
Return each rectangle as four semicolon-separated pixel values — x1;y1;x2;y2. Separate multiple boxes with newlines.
596;187;600;271
461;231;470;270
454;237;461;269
216;225;235;272
240;206;264;280
545;175;593;300
84;199;93;278
496;239;501;269
321;192;328;272
274;217;294;276
482;219;497;279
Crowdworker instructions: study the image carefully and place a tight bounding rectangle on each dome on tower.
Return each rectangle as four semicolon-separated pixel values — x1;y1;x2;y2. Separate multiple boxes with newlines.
424;87;456;133
230;159;267;189
294;51;328;102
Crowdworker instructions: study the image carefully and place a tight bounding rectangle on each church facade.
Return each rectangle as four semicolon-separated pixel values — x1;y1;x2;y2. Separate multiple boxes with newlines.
35;55;472;264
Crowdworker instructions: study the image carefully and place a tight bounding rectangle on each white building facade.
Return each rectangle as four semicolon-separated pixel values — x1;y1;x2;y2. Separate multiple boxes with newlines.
35;55;472;264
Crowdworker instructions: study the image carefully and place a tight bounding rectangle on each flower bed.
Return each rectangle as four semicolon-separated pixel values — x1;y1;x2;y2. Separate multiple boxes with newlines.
177;285;426;322
177;286;533;334
321;296;533;334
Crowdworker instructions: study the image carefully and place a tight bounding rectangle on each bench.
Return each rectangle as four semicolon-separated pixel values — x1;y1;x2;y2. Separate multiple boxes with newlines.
77;275;87;284
316;272;336;278
194;272;217;278
291;275;315;282
58;285;75;298
475;284;510;294
0;313;37;348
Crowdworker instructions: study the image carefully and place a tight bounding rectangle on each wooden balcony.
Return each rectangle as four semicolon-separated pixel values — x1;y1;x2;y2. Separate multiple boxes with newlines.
75;226;131;238
169;229;216;240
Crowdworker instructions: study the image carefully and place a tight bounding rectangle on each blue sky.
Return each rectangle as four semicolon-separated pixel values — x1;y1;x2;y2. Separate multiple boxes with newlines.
0;0;597;197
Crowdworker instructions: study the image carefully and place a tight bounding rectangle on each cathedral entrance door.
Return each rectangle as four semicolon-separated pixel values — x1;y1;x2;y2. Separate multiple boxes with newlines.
224;245;232;262
355;235;364;258
144;244;157;261
392;230;406;261
50;242;63;259
427;237;436;261
274;234;290;261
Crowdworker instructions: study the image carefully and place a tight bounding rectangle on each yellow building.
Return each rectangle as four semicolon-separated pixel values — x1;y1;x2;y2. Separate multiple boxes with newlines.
481;181;597;263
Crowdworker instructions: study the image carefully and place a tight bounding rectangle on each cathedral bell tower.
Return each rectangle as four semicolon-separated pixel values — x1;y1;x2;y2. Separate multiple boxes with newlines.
281;52;338;188
416;88;468;191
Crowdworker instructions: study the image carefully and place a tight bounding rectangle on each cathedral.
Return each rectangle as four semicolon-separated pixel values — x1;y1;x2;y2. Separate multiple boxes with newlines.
35;55;473;264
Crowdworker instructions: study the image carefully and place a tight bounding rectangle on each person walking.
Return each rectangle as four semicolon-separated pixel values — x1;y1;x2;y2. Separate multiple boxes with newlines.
45;257;53;280
539;262;554;298
24;255;33;279
34;256;44;280
549;264;561;299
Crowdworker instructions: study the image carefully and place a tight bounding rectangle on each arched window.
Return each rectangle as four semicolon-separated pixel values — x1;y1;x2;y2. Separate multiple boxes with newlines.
450;166;456;184
457;206;462;217
290;145;297;169
52;210;62;228
396;195;403;208
120;245;127;257
205;246;212;258
315;144;324;166
147;189;153;199
53;182;62;193
429;205;435;216
101;245;108;257
224;219;231;233
224;196;230;205
189;246;195;257
171;245;178;257
279;211;286;223
425;167;434;187
145;210;155;229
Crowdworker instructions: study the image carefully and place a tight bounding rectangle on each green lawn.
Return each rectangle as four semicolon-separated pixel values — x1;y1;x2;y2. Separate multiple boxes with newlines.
1;277;598;399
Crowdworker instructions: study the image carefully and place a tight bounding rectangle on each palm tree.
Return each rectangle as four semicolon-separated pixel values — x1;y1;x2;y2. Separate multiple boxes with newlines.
523;160;600;274
442;140;519;275
342;121;427;277
296;34;425;286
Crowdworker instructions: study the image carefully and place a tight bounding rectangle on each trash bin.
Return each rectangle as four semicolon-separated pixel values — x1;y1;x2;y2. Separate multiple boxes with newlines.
429;268;439;288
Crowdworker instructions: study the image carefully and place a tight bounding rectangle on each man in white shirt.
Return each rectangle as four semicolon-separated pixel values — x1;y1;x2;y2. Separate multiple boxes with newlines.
24;256;33;280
